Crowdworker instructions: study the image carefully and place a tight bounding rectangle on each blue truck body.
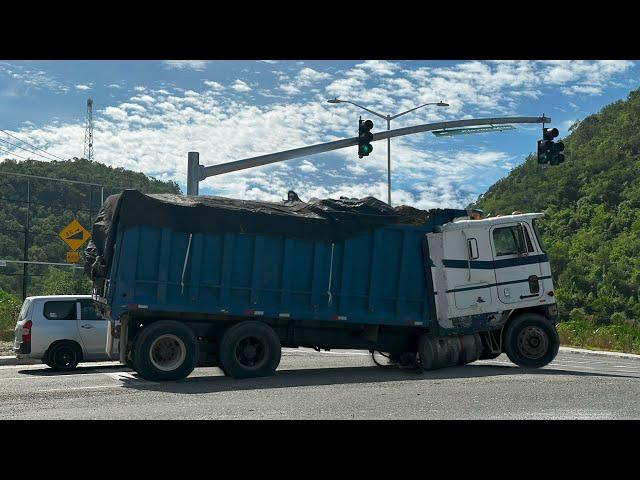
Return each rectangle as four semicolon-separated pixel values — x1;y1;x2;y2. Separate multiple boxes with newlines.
106;208;466;330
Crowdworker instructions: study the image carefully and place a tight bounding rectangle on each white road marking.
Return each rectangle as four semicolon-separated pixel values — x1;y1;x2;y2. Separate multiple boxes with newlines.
40;385;121;393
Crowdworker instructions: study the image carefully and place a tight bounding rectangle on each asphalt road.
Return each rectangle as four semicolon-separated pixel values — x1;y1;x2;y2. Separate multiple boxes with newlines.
1;348;639;419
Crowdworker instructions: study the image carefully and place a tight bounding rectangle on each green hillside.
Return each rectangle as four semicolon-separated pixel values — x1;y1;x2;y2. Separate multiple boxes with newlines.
474;87;640;323
0;158;180;308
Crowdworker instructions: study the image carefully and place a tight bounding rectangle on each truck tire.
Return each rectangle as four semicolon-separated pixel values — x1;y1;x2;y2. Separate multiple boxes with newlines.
503;313;559;368
132;321;197;381
219;321;281;379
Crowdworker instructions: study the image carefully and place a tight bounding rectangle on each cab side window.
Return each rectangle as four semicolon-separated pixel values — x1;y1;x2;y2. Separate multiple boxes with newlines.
493;225;535;256
80;300;104;320
43;301;77;320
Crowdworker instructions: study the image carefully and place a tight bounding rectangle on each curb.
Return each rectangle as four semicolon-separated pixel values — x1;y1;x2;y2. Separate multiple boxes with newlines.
0;356;42;366
559;346;640;360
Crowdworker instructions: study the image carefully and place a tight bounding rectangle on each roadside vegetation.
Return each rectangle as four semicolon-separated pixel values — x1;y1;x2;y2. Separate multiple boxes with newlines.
474;86;640;338
0;290;20;341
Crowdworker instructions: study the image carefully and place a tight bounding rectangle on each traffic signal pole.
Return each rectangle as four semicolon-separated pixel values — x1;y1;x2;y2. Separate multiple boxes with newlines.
186;115;551;195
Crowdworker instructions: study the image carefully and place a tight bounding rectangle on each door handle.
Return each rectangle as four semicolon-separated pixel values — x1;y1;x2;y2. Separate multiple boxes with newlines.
81;324;94;329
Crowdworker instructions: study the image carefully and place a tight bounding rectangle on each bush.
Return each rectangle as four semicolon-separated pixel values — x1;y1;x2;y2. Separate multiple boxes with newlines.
610;311;627;325
569;308;587;322
0;290;21;334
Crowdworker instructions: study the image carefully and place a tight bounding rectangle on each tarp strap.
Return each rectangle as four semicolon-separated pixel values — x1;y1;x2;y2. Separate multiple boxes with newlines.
327;242;335;306
181;233;193;295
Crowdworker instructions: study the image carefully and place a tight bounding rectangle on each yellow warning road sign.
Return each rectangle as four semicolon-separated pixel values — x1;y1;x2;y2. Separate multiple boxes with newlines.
66;251;80;263
59;219;91;251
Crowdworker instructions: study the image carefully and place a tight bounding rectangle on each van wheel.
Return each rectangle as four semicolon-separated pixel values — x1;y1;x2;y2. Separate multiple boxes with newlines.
504;313;559;368
48;342;81;371
133;321;197;381
219;321;281;379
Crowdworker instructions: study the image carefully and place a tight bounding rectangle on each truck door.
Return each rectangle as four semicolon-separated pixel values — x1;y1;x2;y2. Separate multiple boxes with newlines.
77;299;109;360
491;223;544;305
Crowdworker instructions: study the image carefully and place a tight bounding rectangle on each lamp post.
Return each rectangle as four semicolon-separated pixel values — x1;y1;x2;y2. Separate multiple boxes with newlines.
328;97;448;206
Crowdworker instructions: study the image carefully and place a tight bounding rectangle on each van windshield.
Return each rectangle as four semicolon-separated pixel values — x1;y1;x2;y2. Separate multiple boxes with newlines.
532;219;546;253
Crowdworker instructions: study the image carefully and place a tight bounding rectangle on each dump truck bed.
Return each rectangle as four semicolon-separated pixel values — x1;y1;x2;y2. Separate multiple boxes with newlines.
86;190;466;329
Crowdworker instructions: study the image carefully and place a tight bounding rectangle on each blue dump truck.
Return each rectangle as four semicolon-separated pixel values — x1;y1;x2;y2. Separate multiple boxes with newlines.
85;190;559;381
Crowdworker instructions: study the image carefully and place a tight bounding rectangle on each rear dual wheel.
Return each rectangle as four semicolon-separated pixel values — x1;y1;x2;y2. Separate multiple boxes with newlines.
133;321;197;381
218;321;281;379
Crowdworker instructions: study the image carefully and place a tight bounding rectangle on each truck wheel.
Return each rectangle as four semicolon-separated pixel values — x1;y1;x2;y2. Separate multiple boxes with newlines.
503;313;559;368
48;341;81;371
133;321;197;381
219;321;281;379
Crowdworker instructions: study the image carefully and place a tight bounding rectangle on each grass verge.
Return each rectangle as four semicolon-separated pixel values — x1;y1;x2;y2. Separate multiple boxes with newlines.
557;320;640;355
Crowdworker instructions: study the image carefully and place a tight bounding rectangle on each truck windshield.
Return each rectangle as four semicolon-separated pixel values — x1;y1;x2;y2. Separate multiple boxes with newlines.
532;219;546;253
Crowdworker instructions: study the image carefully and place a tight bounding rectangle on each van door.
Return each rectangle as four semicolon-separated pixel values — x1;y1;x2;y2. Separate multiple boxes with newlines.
40;300;82;356
77;299;109;360
491;223;544;305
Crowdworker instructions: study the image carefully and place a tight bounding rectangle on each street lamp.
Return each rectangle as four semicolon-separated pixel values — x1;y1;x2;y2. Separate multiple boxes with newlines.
327;97;449;206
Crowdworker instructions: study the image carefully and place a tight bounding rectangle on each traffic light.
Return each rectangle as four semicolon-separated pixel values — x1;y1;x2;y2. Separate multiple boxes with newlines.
358;118;374;158
537;127;565;165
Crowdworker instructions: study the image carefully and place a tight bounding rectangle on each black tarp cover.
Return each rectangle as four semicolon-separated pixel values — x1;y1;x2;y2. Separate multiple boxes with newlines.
84;189;430;281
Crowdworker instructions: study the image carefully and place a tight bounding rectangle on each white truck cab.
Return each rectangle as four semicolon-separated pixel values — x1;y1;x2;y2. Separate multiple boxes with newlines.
426;212;558;365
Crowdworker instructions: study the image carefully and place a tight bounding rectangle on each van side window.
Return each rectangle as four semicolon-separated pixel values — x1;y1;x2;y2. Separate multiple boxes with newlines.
80;300;104;320
492;226;521;256
43;301;77;320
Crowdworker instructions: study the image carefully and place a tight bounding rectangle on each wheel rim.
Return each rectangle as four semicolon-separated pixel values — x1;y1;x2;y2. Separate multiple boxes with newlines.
234;335;268;370
517;326;549;360
149;334;186;372
54;346;76;368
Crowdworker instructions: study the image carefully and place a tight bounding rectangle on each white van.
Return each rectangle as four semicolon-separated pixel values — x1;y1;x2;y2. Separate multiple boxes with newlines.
14;295;113;370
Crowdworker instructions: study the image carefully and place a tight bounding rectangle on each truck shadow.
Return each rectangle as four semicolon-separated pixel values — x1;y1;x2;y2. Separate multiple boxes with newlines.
119;363;640;395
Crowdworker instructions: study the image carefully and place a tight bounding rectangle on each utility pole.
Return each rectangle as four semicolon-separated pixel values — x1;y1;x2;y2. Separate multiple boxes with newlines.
22;179;30;300
84;98;94;161
186;116;551;196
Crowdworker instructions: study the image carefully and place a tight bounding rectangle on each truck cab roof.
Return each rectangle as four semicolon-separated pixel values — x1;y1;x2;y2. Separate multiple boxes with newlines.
444;212;544;231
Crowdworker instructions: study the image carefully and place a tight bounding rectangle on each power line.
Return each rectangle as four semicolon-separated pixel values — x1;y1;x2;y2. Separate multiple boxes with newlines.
0;145;28;161
0;134;62;163
0;128;68;161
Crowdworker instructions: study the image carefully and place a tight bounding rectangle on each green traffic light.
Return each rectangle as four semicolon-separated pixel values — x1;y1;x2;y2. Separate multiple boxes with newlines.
359;144;373;157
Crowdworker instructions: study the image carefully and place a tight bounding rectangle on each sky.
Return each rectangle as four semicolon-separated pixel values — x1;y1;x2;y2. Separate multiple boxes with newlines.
0;59;638;209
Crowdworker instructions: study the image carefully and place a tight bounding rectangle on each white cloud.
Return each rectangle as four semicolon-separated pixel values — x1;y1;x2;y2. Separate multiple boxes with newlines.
203;80;224;90
232;80;252;92
75;84;91;91
162;60;208;71
298;160;318;172
357;60;399;76
278;67;332;95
